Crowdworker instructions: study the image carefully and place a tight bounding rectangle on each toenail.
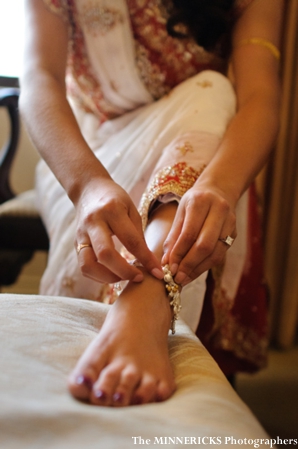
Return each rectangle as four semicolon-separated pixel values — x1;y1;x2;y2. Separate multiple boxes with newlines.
112;392;124;403
94;390;107;401
75;375;93;391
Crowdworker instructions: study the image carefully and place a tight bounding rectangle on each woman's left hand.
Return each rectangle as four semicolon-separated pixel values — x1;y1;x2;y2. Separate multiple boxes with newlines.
162;183;237;286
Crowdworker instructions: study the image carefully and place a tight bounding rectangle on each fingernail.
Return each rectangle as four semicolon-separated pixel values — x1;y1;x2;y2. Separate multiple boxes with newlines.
94;390;107;402
76;375;93;391
170;263;178;275
133;273;144;283
175;271;187;284
151;268;164;280
113;392;124;403
161;254;168;264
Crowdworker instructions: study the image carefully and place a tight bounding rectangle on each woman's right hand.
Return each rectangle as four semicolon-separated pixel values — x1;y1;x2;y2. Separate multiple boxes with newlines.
75;177;164;284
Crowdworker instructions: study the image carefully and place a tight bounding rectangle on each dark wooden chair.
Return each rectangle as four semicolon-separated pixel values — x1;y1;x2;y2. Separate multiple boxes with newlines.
0;88;49;286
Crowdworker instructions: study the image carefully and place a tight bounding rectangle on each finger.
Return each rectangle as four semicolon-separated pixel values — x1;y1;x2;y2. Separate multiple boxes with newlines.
167;199;210;274
173;205;234;284
78;246;121;284
111;216;164;280
175;214;237;285
161;206;185;268
75;239;119;282
181;242;228;285
88;224;145;282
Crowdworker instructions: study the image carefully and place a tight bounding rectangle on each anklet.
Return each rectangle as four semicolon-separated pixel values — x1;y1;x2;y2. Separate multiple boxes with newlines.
113;260;182;334
162;265;181;335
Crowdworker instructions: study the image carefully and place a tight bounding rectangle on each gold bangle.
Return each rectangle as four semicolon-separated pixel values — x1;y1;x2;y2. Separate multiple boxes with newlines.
236;38;280;61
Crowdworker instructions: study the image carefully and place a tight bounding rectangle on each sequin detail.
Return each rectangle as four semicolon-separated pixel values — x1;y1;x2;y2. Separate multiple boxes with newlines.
175;141;194;156
41;0;254;118
127;0;224;100
197;80;213;88
80;5;124;36
42;0;68;19
139;162;205;230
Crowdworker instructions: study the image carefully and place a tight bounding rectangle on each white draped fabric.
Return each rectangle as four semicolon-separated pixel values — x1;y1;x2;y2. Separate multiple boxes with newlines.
0;294;271;448
36;0;249;333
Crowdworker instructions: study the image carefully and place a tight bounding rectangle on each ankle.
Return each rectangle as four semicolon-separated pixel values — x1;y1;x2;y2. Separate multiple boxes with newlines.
116;270;173;329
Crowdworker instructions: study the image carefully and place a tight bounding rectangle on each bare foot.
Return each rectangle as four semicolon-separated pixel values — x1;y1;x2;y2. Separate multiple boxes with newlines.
68;271;176;406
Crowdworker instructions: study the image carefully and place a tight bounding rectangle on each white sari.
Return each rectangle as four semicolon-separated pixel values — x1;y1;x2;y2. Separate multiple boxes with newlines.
37;0;248;333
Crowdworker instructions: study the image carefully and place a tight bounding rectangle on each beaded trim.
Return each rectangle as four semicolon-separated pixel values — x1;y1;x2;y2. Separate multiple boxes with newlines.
163;265;181;334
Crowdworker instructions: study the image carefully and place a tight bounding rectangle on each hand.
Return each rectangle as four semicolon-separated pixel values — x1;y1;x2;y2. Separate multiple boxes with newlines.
162;183;237;286
75;177;163;284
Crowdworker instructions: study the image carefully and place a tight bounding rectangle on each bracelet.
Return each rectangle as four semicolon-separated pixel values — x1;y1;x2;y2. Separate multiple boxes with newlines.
162;264;182;335
236;38;280;61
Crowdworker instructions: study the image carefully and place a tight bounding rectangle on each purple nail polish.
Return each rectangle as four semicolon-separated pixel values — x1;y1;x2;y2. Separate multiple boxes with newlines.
76;375;93;391
113;392;124;403
94;390;107;401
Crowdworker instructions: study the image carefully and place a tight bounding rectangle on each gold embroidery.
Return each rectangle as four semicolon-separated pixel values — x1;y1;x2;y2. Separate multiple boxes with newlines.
80;4;124;36
134;42;170;99
128;0;223;100
139;162;205;230
61;276;75;291
41;0;68;20
175;141;194;156
197;80;213;88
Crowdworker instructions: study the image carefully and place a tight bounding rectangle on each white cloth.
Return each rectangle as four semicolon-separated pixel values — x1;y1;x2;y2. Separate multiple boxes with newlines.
0;293;273;449
36;71;247;331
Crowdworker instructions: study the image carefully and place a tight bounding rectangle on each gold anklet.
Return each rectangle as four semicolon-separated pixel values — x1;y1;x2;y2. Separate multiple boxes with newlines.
114;260;182;334
162;265;182;335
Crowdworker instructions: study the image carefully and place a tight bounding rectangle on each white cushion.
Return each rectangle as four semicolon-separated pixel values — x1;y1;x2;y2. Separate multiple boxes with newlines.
0;190;39;217
0;294;271;449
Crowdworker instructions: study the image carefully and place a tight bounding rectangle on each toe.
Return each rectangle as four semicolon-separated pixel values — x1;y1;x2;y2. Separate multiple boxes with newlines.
68;369;97;401
91;363;122;406
156;379;176;403
68;337;108;401
131;374;158;405
112;365;141;407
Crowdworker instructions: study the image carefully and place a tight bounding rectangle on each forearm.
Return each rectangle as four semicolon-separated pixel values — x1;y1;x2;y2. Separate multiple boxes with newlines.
197;88;281;205
20;71;111;204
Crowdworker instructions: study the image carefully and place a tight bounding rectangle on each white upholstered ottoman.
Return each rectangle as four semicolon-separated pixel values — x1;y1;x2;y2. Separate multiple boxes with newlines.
0;294;273;449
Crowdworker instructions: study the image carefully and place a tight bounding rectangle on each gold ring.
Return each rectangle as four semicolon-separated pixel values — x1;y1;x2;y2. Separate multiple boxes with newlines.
76;243;92;255
218;236;235;247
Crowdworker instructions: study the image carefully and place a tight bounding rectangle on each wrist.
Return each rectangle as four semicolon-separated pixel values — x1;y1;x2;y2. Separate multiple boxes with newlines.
68;166;113;206
196;172;241;208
